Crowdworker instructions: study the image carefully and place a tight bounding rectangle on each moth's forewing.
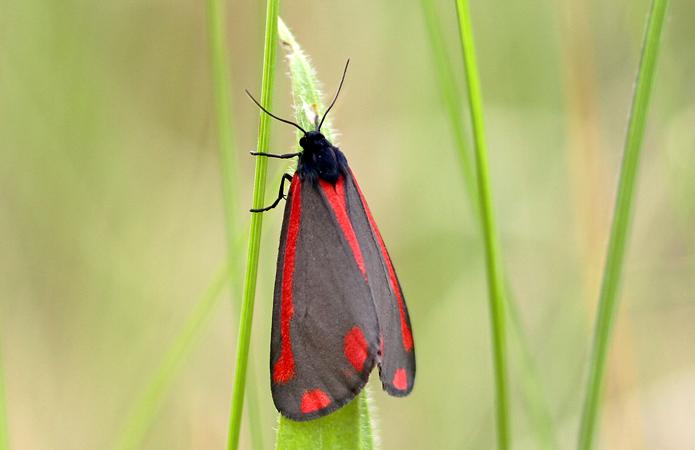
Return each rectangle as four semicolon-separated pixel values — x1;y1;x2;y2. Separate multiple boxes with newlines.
270;175;380;421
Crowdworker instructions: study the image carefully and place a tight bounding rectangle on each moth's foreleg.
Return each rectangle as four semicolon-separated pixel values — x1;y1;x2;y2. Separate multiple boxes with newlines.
250;151;301;159
250;173;294;213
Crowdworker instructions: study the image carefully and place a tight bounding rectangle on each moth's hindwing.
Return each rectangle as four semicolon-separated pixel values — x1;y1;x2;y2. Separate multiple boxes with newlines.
344;169;416;396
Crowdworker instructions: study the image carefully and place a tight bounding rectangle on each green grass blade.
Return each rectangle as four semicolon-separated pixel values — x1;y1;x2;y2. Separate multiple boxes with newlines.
110;266;228;450
420;0;558;450
226;0;281;448
275;389;374;450
207;0;264;447
454;1;510;449
0;347;8;450
576;1;669;449
273;18;375;450
421;3;557;448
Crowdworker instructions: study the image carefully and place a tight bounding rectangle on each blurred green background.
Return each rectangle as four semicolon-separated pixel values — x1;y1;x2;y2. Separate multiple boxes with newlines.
1;0;694;449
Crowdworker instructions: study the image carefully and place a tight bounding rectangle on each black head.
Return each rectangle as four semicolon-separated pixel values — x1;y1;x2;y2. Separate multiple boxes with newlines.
299;131;331;152
245;60;351;185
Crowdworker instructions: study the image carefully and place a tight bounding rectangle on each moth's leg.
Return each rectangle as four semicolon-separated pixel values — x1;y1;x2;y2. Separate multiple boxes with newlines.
250;151;301;159
250;174;294;213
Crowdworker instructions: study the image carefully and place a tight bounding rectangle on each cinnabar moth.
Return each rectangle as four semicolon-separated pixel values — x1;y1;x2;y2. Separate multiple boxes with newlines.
247;60;415;421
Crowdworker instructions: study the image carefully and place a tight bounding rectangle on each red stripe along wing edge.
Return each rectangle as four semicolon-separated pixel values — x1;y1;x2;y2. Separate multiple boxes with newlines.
344;169;416;396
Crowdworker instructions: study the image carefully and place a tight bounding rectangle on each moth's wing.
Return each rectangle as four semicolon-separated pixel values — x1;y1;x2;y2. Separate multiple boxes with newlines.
270;174;380;421
344;169;416;396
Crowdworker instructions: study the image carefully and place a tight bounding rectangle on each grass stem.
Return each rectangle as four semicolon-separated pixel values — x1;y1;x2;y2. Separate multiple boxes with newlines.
454;1;510;448
225;0;281;448
576;1;669;449
419;0;477;204
207;0;240;229
422;3;558;448
507;293;557;450
272;18;375;449
207;0;264;447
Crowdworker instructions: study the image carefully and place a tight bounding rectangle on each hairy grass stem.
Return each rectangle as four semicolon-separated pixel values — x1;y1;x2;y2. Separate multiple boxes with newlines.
272;18;375;449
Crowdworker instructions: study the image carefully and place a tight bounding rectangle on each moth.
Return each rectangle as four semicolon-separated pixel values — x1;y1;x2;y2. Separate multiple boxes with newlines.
247;60;415;421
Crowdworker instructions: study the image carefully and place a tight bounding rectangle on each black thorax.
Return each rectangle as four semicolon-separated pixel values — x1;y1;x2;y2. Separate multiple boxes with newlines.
297;131;349;185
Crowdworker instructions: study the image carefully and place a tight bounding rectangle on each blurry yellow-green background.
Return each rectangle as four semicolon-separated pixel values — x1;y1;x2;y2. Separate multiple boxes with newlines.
1;0;694;449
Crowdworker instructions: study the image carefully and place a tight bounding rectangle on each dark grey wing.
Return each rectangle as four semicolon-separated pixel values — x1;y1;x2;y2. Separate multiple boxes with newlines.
270;174;380;421
344;169;416;396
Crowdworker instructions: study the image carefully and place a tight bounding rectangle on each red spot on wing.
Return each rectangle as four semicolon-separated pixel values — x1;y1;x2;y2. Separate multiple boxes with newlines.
392;368;408;391
349;170;414;352
273;177;301;384
319;176;367;280
300;389;332;414
344;326;369;372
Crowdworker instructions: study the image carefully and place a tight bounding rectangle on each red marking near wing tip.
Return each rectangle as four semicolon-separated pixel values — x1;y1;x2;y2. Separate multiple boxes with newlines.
344;326;369;372
349;170;414;352
392;368;408;391
319;176;367;281
273;178;301;384
300;389;332;414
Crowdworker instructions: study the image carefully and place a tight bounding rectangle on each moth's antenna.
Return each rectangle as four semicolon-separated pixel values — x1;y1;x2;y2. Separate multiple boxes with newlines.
245;90;307;134
318;59;350;132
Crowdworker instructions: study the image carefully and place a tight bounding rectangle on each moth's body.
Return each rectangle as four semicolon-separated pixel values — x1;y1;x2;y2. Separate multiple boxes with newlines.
247;61;415;422
265;135;415;421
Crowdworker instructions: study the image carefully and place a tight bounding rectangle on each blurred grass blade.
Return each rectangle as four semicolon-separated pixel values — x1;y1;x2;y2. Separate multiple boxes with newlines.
421;2;556;448
226;0;281;448
273;18;374;449
0;348;8;450
454;1;511;449
208;0;240;233
207;0;264;447
420;0;558;450
577;1;669;449
507;294;558;450
110;265;228;450
110;0;269;446
418;0;477;204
